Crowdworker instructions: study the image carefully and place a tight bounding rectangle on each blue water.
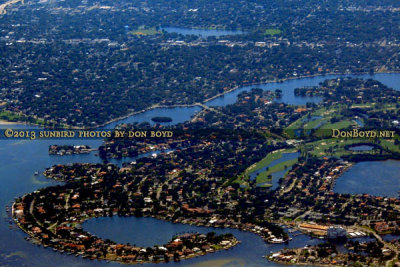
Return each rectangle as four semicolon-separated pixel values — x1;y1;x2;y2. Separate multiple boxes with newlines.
354;119;364;127
302;116;326;134
249;152;300;181
348;145;374;151
1;73;400;266
0;128;310;267
84;216;318;267
207;73;400;107
269;169;288;190
334;160;400;197
256;169;288;190
105;106;202;129
0;125;109;267
382;234;400;242
104;73;400;129
162;27;246;37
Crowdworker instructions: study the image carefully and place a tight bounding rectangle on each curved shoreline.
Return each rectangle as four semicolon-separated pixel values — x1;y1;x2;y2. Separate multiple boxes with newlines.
2;71;397;129
11;155;400;265
11;202;240;265
92;71;400;129
11;165;289;265
0;0;23;15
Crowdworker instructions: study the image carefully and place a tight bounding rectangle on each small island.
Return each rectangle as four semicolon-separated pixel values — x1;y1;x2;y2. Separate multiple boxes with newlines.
10;78;400;266
151;116;173;123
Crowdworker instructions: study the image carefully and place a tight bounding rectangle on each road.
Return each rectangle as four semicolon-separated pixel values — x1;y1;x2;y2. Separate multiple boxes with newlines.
353;225;399;267
0;0;23;15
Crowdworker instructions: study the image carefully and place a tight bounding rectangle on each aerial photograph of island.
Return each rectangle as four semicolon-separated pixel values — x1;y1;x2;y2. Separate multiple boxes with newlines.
0;0;400;266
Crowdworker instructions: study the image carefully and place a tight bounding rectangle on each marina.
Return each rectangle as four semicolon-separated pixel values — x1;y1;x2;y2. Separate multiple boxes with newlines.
1;73;400;266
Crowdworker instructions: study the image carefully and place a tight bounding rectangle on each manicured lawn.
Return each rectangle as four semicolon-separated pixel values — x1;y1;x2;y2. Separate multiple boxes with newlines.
130;28;161;36
320;120;354;129
304;118;325;129
313;120;355;137
380;139;400;153
264;28;282;36
285;106;342;137
256;158;298;184
0;110;21;121
300;138;392;157
244;149;285;177
236;148;296;185
302;138;356;157
287;117;304;130
311;107;331;116
0;110;51;126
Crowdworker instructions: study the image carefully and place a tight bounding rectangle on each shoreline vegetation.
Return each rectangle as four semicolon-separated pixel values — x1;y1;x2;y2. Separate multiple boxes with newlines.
94;70;400;129
237;148;298;186
11;155;396;266
8;76;400;266
12;162;244;264
2;1;400;265
0;71;398;129
11;167;286;265
11;200;240;264
0;110;71;129
11;156;398;266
